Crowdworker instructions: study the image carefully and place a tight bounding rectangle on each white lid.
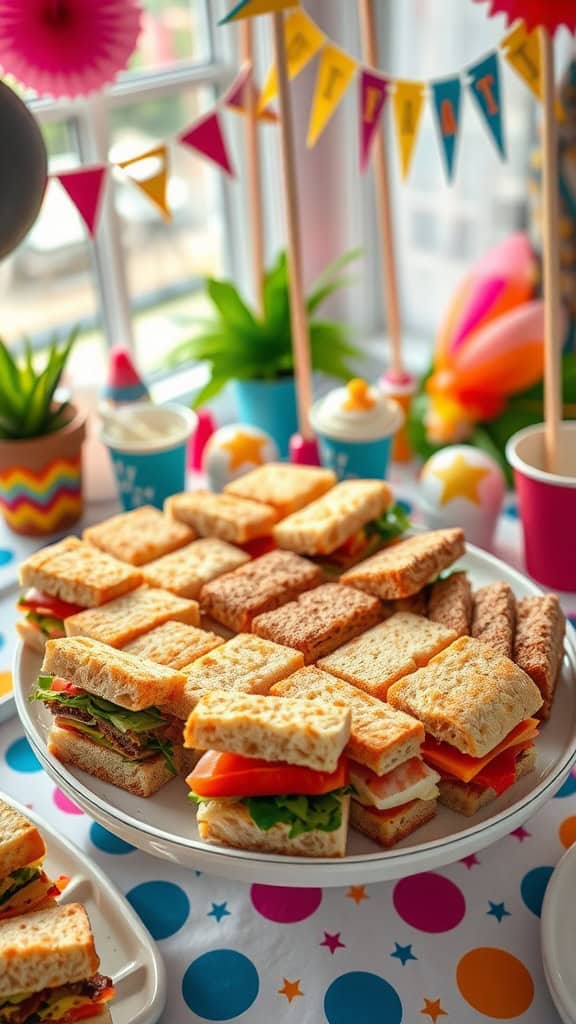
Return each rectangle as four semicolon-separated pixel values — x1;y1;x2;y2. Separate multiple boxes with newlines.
100;402;197;453
311;380;404;442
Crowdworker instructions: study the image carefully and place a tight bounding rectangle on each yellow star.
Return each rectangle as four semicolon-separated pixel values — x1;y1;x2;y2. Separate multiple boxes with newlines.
421;997;448;1022
220;430;268;470
0;671;12;698
427;453;491;506
278;979;303;1003
346;885;369;904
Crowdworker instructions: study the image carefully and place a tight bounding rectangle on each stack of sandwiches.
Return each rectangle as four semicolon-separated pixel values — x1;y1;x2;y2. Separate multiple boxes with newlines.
0;801;58;921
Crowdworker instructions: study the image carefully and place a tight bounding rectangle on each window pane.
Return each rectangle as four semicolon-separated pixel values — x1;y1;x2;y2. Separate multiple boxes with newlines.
125;0;211;75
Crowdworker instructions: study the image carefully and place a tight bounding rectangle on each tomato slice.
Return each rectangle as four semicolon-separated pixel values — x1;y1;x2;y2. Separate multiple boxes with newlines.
18;588;85;619
240;536;276;558
66;1005;105;1022
473;743;532;796
50;677;83;696
187;750;348;798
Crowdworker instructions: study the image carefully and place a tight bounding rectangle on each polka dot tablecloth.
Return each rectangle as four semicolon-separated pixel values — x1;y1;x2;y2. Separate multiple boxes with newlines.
1;481;576;1024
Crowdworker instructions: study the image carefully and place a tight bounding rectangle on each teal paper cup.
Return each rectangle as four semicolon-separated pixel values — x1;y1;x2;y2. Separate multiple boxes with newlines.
310;390;404;481
101;403;197;511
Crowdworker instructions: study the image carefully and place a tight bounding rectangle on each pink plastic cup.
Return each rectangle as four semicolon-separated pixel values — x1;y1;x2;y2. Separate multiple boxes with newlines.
506;422;576;591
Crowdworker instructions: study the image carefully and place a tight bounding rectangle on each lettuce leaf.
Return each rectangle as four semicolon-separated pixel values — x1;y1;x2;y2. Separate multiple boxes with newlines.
189;790;348;839
366;502;411;543
0;867;40;907
30;676;166;733
56;719;177;775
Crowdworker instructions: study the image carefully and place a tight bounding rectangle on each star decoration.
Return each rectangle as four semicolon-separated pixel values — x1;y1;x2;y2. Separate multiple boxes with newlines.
460;853;480;869
487;901;511;922
390;942;418;966
346;885;369;904
207;901;230;922
511;826;531;841
220;430;268;470
428;453;491;506
278;979;303;1003
320;931;345;954
421;998;448;1022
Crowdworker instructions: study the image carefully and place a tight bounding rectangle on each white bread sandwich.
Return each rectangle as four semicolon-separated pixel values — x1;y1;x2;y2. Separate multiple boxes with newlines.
64;585;199;648
17;537;142;652
165;490;279;548
32;637;186;796
184;691;351;857
83;504;195;565
514;594;565;720
0;801;58;922
342;528;465;599
388;636;543;815
122;620;224;669
0;902;114;1024
224;463;337;518
271;668;438;848
141;537;250;598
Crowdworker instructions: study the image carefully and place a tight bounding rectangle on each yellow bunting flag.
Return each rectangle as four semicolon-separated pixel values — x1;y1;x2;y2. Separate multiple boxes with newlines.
307;44;357;148
220;0;299;24
502;22;564;119
259;9;325;112
392;80;426;180
119;145;171;221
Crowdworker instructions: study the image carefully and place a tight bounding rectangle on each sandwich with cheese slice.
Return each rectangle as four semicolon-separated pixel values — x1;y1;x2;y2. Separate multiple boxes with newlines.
0;800;58;922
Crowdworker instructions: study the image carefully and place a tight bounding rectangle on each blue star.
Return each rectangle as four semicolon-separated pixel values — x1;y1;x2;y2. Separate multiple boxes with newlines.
195;871;203;877
390;942;417;965
487;901;511;922
208;901;231;922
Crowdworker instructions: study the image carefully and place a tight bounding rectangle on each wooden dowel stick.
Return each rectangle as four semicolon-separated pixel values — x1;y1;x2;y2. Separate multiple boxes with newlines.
271;10;313;439
239;19;265;315
540;27;562;473
358;0;403;377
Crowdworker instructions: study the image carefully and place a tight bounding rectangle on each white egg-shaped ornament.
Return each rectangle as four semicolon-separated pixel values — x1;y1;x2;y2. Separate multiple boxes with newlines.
202;424;279;492
419;445;506;549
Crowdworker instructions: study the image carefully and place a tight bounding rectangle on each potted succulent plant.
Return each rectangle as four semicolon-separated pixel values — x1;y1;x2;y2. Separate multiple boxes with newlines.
0;329;86;536
170;250;361;456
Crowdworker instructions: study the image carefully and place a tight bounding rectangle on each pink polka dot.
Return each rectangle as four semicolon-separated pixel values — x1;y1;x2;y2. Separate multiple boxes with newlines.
53;788;83;815
251;884;322;923
393;872;465;932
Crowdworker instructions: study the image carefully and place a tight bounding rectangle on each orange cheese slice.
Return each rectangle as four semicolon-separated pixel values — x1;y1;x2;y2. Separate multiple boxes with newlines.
422;719;539;784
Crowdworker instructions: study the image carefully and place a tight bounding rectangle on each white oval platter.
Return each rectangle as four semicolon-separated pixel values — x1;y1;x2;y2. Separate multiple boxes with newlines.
542;843;576;1024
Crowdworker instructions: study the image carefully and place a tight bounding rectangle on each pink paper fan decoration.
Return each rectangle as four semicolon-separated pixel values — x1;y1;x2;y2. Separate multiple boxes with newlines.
474;0;576;34
0;0;143;99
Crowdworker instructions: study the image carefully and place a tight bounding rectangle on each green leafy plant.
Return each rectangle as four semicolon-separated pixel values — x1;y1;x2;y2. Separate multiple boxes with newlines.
169;250;362;408
0;328;78;441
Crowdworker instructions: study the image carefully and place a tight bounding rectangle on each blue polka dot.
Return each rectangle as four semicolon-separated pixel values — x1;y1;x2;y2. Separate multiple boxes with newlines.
324;972;403;1024
521;866;554;917
0;634;4;650
556;772;576;798
89;822;135;855
504;502;519;519
182;950;259;1021
5;737;41;773
568;614;576;630
127;880;189;939
397;499;413;516
0;549;14;566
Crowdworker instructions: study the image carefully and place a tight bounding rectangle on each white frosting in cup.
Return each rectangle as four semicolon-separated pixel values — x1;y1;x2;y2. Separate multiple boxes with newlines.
311;380;404;442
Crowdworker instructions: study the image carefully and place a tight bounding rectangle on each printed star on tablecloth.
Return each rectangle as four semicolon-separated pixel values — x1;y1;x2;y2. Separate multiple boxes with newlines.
487;901;511;922
421;997;448;1022
207;901;231;922
460;853;480;868
220;431;268;470
511;826;531;841
346;885;369;904
278;979;303;1003
320;931;345;954
390;942;418;965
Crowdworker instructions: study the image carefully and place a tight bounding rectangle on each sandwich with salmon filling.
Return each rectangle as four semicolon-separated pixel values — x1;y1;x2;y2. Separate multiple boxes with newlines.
0;903;114;1024
184;691;352;857
0;801;58;922
387;636;544;816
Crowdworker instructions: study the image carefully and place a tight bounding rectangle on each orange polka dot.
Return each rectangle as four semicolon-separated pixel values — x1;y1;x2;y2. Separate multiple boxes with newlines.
457;947;534;1019
0;671;12;698
559;816;576;848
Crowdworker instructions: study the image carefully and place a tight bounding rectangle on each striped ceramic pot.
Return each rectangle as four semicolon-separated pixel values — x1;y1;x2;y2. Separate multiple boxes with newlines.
0;405;86;536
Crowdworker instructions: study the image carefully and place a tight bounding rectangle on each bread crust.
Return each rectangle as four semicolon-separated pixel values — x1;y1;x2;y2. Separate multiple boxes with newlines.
141;538;250;598
19;537;142;608
428;572;472;637
165;491;278;544
273;480;392;556
341;529;465;599
196;796;349;857
122;621;223;669
0;903;99;997
0;799;46;877
224;463;337;518
438;745;536;815
64;586;199;648
350;797;437;848
84;505;195;565
514;595;565;720
48;724;182;796
16;620;48;654
471;582;516;658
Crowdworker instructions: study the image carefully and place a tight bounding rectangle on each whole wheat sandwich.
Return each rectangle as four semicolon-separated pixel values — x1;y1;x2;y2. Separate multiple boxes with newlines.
471;581;516;658
0;902;114;1024
0;800;58;921
224;463;337;518
514;594;566;720
428;571;472;637
342;528;465;599
32;637;186;796
64;585;199;648
83;504;195;565
141;537;250;598
184;691;351;857
165;490;278;546
272;668;439;848
388;636;543;815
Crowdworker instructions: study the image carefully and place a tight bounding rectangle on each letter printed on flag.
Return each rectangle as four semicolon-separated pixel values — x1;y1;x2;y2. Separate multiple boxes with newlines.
119;145;171;221
259;9;325;112
392;80;426;180
220;0;299;24
359;69;388;172
57;165;107;237
468;52;506;157
307;44;357;148
431;77;462;180
179;112;235;177
224;64;277;122
501;22;564;118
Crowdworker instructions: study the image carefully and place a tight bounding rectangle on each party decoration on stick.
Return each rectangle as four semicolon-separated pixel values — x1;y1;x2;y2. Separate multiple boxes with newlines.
239;18;265;314
0;82;47;259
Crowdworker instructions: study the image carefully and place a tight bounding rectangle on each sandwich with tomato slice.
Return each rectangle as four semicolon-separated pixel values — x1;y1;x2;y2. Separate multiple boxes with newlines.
387;636;544;816
0;800;58;922
184;690;352;857
0;902;114;1024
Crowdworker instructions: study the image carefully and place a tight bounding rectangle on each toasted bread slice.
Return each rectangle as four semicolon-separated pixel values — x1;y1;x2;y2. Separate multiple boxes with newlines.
83;505;195;565
438;745;536;815
342;529;465;600
273;480;392;556
350;797;437;848
19;536;142;608
0;800;46;877
0;903;99;998
387;636;543;757
471;582;516;658
200;550;323;632
428;571;472;637
252;583;382;664
271;667;424;775
122;620;223;669
64;586;199;648
514;595;565;720
225;463;337;518
196;795;349;857
318;612;456;699
165;491;278;544
141;538;250;598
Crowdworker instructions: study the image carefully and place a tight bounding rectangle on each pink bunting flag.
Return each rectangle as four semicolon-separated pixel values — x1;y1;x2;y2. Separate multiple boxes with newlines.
359;69;389;172
56;165;107;236
224;64;277;122
178;112;235;177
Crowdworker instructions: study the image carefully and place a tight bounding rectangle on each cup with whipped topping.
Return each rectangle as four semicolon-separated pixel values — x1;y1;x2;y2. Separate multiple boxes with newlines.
310;379;404;480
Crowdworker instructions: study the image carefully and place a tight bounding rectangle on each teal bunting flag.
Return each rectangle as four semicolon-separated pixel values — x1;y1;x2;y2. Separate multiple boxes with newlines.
467;52;506;158
431;77;462;180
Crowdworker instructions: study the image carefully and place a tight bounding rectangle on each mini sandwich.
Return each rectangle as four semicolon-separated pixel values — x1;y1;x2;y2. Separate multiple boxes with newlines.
342;528;465;599
0;800;58;921
471;582;516;658
165;491;278;548
224;463;337;518
83;504;195;565
0;902;114;1024
122;620;224;669
64;585;199;648
388;636;544;815
31;637;186;796
427;571;472;638
514;594;565;720
184;691;351;858
17;537;141;652
141;538;250;598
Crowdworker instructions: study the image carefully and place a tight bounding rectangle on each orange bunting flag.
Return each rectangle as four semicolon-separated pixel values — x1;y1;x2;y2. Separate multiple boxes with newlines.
119;145;171;221
307;44;357;148
224;64;278;122
392;80;426;179
259;9;325;112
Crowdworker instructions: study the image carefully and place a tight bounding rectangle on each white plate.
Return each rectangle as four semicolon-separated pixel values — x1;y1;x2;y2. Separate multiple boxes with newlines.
0;794;166;1024
13;543;576;886
542;844;576;1024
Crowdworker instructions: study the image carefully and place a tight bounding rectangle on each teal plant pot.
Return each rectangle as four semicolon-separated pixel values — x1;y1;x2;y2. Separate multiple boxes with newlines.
232;377;298;459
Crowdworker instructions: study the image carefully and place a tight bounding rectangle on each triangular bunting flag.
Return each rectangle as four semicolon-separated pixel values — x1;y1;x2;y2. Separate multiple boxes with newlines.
259;9;325;112
392;80;426;180
220;0;299;24
178;112;235;177
501;22;565;119
56;166;107;237
119;145;171;221
224;64;277;123
307;44;357;148
468;52;506;158
431;77;462;181
359;69;388;173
